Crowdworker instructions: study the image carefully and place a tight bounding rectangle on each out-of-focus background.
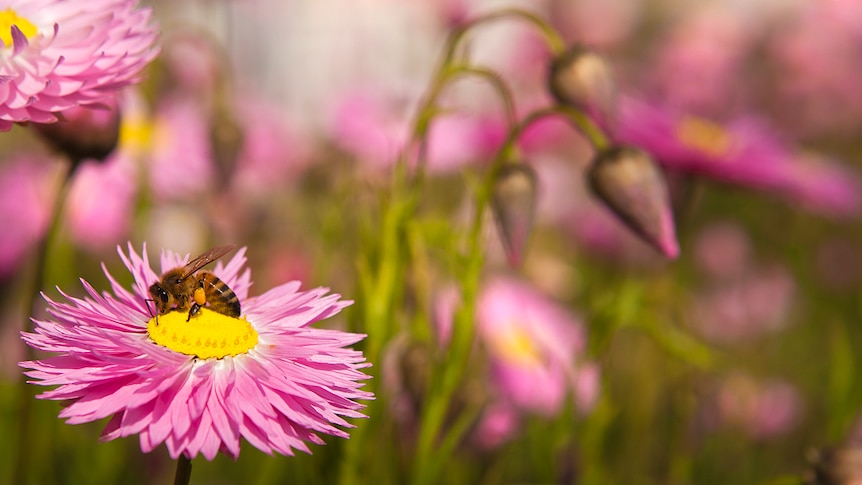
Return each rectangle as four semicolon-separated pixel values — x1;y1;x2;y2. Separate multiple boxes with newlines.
3;0;862;483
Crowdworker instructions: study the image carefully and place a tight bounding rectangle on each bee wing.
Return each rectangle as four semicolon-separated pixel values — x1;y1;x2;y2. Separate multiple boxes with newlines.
180;245;237;279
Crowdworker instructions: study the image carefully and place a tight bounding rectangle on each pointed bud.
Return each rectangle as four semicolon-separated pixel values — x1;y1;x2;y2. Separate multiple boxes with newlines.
33;99;121;167
587;146;679;259
548;45;616;126
492;163;538;267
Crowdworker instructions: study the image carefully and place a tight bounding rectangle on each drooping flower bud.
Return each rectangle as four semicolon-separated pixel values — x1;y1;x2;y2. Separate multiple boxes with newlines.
33;98;121;167
548;45;616;126
492;163;538;267
587;146;679;259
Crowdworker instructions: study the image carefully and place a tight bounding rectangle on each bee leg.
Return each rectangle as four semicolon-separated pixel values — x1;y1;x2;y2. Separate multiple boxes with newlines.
187;303;202;322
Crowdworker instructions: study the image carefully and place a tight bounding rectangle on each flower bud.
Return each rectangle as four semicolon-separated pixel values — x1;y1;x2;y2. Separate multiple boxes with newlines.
548;45;616;126
587;146;679;259
492;163;537;267
33;100;121;167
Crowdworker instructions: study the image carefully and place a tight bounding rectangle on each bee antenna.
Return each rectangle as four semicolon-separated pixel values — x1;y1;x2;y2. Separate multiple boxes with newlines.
144;298;158;324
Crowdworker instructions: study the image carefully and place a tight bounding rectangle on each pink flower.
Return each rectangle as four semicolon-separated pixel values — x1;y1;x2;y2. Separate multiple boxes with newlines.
646;6;754;115
148;97;214;200
0;153;62;278
331;91;495;173
0;0;159;131
20;244;372;460
709;374;802;440
233;95;311;194
434;277;599;447
476;277;594;417
66;153;137;251
616;97;861;216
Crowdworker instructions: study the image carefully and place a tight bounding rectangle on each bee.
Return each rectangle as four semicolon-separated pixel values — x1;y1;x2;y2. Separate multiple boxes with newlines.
148;245;241;322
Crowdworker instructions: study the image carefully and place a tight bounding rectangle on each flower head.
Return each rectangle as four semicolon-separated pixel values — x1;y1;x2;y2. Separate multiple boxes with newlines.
476;277;597;417
0;0;159;131
616;97;861;216
20;244;372;460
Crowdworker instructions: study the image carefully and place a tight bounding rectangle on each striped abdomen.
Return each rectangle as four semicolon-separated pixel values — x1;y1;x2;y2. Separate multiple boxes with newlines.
187;271;241;320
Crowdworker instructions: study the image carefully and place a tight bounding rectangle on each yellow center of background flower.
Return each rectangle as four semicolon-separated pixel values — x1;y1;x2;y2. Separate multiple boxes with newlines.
119;115;153;156
491;325;542;366
147;308;259;359
0;9;37;47
675;116;733;158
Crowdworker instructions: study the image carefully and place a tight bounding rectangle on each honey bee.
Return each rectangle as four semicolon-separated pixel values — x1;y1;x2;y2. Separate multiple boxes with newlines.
148;245;241;322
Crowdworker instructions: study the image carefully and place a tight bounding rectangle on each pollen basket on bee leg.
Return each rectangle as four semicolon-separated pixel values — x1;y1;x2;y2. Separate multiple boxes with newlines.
193;287;207;306
146;308;258;359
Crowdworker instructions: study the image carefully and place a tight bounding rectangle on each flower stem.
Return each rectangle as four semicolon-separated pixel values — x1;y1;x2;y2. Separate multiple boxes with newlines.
444;7;566;63
14;159;77;485
173;455;193;485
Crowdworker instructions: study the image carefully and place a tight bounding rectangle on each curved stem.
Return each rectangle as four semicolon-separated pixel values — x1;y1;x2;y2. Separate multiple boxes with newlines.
444;7;566;65
499;105;610;159
408;64;518;187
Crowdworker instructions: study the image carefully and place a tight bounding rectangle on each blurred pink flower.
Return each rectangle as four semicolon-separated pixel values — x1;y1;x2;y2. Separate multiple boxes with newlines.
476;277;595;417
66;154;137;251
331;91;496;173
616;97;861;216
148;97;214;200
21;244;372;460
234;96;311;193
433;277;598;446
693;221;751;281
691;264;796;344
0;154;62;278
646;6;754;115
160;32;223;96
0;0;159;130
711;374;802;440
474;403;520;449
769;0;862;136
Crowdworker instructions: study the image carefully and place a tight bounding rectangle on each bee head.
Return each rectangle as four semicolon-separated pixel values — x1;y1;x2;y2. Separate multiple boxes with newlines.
148;282;170;310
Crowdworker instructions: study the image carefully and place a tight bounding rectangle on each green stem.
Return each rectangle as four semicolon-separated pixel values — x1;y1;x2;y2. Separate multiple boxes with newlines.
443;8;566;64
27;162;77;328
14;160;77;485
408;64;518;188
173;455;193;485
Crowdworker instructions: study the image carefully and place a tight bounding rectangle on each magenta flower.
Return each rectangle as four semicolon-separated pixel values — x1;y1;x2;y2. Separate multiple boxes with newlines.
616;97;861;216
20;244;372;460
476;277;597;417
0;0;159;131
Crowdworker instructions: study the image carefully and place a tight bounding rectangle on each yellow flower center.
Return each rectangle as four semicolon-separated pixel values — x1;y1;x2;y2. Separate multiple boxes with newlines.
675;116;733;158
0;8;37;47
147;308;259;359
490;325;542;366
119;115;153;156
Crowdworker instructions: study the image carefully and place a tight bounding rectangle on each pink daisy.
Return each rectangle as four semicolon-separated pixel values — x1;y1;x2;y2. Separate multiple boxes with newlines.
20;244;372;460
616;96;861;216
0;0;159;131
